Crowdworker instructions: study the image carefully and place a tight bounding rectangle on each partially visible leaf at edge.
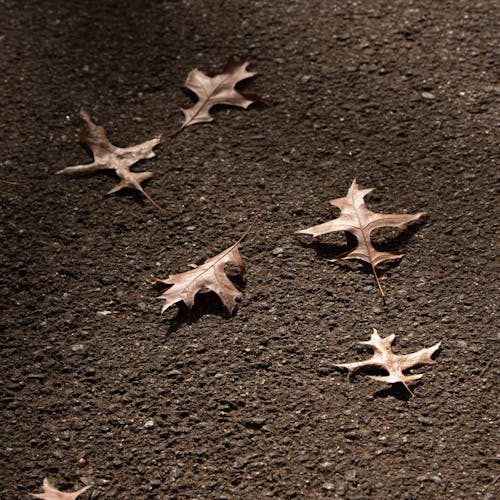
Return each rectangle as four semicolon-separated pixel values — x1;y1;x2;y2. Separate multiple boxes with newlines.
30;478;91;500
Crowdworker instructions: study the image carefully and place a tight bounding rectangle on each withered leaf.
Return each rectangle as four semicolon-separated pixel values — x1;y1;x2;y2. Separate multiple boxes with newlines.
156;244;245;314
31;478;91;500
296;179;425;296
179;60;258;130
156;218;258;314
335;328;441;396
57;110;163;212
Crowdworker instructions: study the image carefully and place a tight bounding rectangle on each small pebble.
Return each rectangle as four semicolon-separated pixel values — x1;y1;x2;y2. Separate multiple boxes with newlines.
319;461;335;470
233;456;248;468
169;466;182;480
144;420;155;429
244;417;267;429
417;416;434;426
345;469;357;482
421;91;436;100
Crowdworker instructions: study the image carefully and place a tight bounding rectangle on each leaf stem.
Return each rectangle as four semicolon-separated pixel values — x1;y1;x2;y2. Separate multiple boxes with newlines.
141;188;165;214
401;381;415;397
371;262;385;297
160;126;185;141
234;215;260;246
0;179;30;186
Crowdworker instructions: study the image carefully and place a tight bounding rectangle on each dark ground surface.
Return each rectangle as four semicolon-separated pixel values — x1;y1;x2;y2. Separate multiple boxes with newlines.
1;0;499;498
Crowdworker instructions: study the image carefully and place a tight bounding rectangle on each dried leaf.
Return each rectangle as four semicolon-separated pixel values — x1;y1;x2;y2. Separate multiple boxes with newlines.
335;328;441;396
179;60;258;130
57;110;163;212
31;478;91;500
156;244;245;313
156;218;258;314
296;179;425;296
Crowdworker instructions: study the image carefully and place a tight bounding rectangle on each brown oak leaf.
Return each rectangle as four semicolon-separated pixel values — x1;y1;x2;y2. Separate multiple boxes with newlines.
296;179;425;296
156;218;258;314
179;60;259;130
156;244;245;313
57;110;163;212
335;328;441;396
31;478;91;500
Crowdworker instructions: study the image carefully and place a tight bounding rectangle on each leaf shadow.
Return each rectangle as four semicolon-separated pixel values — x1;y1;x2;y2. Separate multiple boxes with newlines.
113;183;155;209
180;97;266;120
336;366;416;402
206;99;268;118
156;274;246;334
373;382;421;401
375;218;427;255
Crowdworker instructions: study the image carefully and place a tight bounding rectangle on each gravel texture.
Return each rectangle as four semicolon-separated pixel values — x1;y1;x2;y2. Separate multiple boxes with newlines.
1;0;498;498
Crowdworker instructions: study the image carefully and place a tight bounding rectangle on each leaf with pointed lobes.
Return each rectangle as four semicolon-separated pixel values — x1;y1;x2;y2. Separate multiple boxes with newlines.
335;328;441;396
180;60;259;129
31;478;91;500
296;179;425;296
56;110;163;212
156;244;245;314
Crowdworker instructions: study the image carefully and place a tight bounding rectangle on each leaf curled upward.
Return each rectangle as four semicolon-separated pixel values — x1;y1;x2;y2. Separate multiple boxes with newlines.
31;478;91;500
335;328;441;396
156;217;258;314
57;110;164;212
173;60;259;133
297;179;425;296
